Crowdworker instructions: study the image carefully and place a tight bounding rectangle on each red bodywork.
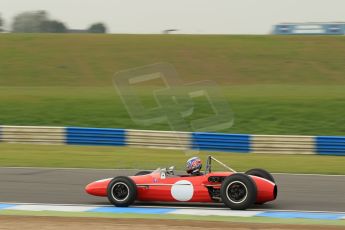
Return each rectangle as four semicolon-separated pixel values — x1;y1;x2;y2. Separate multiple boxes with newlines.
86;171;277;204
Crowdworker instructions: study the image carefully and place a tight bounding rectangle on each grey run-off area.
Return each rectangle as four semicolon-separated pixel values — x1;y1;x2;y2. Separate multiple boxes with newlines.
0;168;344;212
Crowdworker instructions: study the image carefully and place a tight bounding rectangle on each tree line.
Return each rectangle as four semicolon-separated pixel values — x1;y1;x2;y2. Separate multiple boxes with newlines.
0;11;107;33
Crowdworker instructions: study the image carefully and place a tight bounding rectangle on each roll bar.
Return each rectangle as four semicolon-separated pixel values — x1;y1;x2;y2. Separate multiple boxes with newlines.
204;155;237;174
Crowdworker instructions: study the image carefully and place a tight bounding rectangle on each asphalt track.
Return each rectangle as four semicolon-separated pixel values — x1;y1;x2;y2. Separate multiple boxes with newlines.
0;167;344;212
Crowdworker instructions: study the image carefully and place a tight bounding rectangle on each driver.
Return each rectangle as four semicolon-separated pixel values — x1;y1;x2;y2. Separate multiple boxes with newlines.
186;157;203;176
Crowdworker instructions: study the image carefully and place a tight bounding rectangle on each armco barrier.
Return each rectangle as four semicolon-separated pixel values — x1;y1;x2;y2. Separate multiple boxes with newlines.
273;22;345;35
316;136;345;156
66;127;126;146
0;126;65;144
126;129;190;150
191;133;250;152
252;135;315;155
0;125;344;156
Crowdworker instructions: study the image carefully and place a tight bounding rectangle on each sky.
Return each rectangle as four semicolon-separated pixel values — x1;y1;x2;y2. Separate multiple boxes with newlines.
1;0;345;34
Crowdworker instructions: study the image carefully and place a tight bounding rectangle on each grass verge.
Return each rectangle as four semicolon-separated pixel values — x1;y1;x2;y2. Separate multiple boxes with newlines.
1;143;345;174
0;210;344;226
1;85;345;135
1;34;345;135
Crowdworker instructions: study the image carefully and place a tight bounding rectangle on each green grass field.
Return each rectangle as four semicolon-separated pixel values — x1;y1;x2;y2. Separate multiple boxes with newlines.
1;143;345;174
1;34;345;87
0;34;345;135
0;34;345;173
0;85;345;135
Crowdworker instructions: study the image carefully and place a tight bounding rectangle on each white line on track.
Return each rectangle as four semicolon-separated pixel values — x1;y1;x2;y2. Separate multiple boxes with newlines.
272;172;345;177
1;202;345;214
1;166;344;177
0;167;140;171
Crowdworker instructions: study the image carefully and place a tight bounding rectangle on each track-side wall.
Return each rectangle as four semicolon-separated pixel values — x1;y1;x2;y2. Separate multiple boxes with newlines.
0;125;344;156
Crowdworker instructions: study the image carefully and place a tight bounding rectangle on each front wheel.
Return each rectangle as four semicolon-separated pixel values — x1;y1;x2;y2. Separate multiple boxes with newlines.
220;173;257;210
245;168;275;183
107;176;137;207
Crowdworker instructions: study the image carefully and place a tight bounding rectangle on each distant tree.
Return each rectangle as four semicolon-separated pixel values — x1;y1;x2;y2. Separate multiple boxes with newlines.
40;20;67;33
0;13;4;32
12;11;48;32
12;10;68;33
87;23;107;33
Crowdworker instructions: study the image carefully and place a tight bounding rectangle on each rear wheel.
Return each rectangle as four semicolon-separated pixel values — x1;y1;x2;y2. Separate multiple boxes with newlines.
220;173;257;210
107;176;137;207
245;168;275;183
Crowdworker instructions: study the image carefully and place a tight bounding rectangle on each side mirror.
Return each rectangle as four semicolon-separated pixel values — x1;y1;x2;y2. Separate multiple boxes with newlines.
167;166;175;175
168;166;175;171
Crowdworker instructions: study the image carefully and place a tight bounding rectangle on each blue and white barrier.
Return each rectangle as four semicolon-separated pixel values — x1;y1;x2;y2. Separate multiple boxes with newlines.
273;22;345;35
191;133;251;153
66;127;126;146
0;125;344;156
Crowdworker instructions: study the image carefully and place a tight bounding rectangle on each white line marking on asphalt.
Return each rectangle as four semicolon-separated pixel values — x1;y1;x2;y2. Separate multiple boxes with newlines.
272;172;345;177
170;209;264;217
250;208;345;214
0;202;111;207
0;167;345;177
1;167;344;177
0;167;140;171
1;202;345;214
4;204;95;212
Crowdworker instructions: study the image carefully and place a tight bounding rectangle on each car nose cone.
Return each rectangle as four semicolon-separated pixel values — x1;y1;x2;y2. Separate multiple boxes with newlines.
85;179;110;196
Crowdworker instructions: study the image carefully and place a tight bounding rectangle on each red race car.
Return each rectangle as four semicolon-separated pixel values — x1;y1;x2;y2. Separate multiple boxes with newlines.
85;156;277;210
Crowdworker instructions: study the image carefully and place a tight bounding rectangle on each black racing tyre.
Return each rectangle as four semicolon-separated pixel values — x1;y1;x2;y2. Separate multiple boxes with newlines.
134;171;152;176
220;173;257;210
107;176;137;207
245;168;275;183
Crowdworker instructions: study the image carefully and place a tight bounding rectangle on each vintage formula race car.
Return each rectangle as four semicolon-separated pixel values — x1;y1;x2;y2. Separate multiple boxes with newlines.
85;156;277;210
